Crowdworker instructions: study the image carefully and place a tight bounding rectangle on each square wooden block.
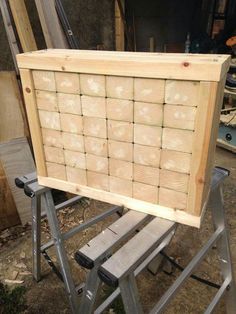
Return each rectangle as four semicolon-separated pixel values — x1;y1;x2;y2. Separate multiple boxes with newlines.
160;149;191;174
86;154;108;174
108;120;133;142
55;72;80;93
162;128;193;153
60;113;83;134
87;171;109;191
81;95;106;118
109;176;132;197
36;90;58;111
83;117;107;138
134;124;162;147
134;78;165;103
133;182;158;203
66;166;87;185
80;74;105;97
106;98;133;122
62;132;84;152
133;164;159;186
58;93;81;114
134;102;163;126
39;110;60;130
33;70;56;91
46;162;66;180
164;105;196;130
160;169;189;193
84;136;107;157
134;144;160;167
108;140;133;162
42;129;63;148
159;187;187;210
44;146;64;164
165;80;199;106
64;150;86;169
109;159;133;180
106;76;133;99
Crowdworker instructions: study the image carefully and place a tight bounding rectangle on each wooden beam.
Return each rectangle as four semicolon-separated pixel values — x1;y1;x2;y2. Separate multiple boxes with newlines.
16;49;230;82
8;0;37;52
34;0;68;48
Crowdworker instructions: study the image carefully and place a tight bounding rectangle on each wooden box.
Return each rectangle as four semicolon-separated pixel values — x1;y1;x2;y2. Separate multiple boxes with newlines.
17;50;230;227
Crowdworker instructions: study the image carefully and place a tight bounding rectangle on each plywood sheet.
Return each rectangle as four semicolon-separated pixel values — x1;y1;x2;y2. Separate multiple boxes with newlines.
0;137;35;225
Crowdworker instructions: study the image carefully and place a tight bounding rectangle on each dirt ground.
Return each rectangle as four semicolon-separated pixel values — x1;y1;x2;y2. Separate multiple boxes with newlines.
0;146;235;314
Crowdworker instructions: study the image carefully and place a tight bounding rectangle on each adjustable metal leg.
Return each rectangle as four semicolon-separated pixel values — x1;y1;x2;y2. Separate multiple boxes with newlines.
210;184;236;314
43;190;79;313
31;194;42;282
119;273;143;314
79;266;101;314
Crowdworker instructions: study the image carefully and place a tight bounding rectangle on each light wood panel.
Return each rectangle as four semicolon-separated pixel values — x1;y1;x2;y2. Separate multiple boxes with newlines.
0;72;25;142
0;137;35;225
9;0;37;52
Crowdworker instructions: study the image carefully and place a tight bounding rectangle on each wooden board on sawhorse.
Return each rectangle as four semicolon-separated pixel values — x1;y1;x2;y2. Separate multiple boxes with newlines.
15;172;123;313
75;167;236;314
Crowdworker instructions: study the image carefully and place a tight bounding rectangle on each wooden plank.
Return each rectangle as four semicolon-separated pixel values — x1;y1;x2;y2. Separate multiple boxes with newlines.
0;0;20;72
16;50;231;82
38;176;201;227
187;79;225;215
34;0;68;48
8;0;37;52
19;69;47;177
0;160;20;231
115;0;124;51
0;72;24;143
0;137;35;225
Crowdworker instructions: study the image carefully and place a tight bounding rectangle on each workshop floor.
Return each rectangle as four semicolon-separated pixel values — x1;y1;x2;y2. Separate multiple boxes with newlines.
0;147;235;314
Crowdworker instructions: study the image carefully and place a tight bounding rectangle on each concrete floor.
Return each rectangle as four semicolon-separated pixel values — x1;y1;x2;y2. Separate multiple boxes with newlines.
0;147;235;313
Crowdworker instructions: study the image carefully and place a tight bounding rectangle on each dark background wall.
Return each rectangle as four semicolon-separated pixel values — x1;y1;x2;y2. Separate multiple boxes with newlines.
125;0;201;52
0;0;115;70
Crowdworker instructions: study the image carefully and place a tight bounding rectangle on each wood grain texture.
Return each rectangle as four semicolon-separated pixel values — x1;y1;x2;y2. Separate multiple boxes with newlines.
0;160;20;231
34;0;68;48
16;50;230;81
0;72;25;143
0;138;35;225
38;175;201;227
9;0;37;52
20;69;47;177
17;50;230;228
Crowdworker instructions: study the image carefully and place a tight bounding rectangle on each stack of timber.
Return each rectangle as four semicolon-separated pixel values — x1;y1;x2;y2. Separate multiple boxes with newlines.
0;72;35;230
17;50;230;228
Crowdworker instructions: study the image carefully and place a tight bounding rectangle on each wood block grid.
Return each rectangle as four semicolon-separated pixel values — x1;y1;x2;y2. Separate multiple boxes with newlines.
33;70;201;212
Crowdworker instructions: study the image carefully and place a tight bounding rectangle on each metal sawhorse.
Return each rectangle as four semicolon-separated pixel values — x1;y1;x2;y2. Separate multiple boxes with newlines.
75;167;236;313
15;173;123;313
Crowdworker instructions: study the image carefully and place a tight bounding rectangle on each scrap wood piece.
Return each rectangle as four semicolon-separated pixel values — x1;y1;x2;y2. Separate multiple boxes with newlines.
0;160;20;232
8;0;37;52
0;0;20;73
0;72;25;143
0;137;35;225
34;0;68;48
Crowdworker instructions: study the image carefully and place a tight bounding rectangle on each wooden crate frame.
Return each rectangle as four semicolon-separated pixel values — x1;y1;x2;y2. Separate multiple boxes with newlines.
17;50;230;227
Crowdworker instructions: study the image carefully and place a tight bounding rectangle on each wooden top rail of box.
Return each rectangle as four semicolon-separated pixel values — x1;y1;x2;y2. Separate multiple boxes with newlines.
16;49;231;228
